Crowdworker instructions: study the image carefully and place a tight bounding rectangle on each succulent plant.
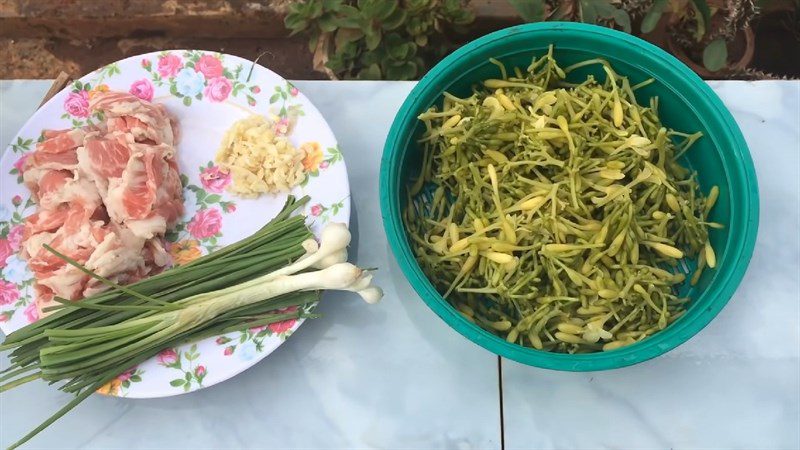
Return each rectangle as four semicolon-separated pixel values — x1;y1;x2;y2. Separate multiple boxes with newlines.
285;0;474;80
657;0;759;72
619;0;657;17
508;0;632;32
509;0;762;74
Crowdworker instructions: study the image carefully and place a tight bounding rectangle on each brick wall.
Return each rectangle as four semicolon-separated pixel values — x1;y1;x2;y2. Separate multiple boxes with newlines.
0;0;293;39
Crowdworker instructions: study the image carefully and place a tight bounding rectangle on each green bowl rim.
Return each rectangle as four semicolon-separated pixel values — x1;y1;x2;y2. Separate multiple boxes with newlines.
380;22;759;371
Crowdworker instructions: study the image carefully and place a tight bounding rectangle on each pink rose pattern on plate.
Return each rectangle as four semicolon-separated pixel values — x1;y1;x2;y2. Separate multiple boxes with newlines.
216;305;307;357
199;164;231;193
129;78;155;102
58;63;120;128
64;91;90;118
157;348;179;366
100;366;144;397
1;51;347;396
268;306;299;334
204;77;233;102
194;54;224;79
307;197;347;223
187;208;223;240
23;303;38;323
11;152;30;183
164;162;236;256
120;367;145;393
0;145;37;323
157;53;183;78
143;51;259;106
7;225;23;251
0;280;20;306
158;344;206;392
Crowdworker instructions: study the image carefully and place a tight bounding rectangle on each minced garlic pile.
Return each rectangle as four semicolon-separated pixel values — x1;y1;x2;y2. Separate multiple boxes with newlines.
215;115;306;197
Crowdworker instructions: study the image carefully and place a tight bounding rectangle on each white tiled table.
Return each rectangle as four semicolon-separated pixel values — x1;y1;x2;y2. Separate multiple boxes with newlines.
1;80;798;449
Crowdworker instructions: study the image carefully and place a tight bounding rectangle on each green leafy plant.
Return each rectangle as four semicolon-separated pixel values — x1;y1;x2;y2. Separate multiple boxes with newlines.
285;0;474;80
508;0;760;74
507;0;632;32
637;0;758;74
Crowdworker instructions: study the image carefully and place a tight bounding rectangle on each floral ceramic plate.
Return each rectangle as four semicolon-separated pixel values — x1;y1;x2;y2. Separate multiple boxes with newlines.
0;50;349;398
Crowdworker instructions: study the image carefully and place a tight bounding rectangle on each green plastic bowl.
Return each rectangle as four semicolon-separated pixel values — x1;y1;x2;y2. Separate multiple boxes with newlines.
380;22;759;371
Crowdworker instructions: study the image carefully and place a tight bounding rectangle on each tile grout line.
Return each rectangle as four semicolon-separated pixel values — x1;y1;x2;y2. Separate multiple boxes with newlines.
498;355;505;450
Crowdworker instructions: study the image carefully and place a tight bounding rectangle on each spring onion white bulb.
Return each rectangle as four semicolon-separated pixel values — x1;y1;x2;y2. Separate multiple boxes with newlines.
356;287;383;304
271;222;352;279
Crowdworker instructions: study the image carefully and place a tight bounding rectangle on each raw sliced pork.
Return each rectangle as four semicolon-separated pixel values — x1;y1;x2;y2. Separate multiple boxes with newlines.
21;91;184;317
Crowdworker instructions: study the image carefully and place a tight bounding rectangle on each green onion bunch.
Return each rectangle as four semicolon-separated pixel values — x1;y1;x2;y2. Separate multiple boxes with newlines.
1;195;381;449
